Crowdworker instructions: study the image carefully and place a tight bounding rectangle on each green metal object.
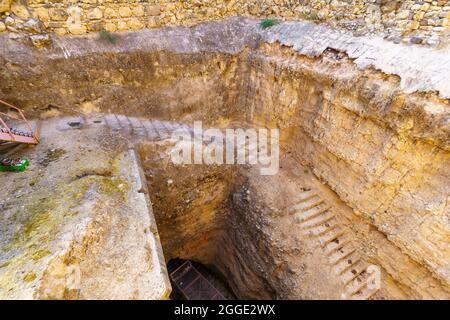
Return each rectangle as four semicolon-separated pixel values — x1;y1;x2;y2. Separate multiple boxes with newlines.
0;158;30;172
260;19;279;29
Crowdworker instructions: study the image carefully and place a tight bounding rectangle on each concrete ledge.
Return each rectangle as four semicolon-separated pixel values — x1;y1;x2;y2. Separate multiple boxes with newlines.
127;148;172;300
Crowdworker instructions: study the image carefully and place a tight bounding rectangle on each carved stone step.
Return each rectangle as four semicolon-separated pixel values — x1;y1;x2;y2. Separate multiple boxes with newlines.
328;244;356;265
304;218;338;237
323;235;351;255
333;252;360;275
345;270;372;297
141;120;159;140
299;210;335;229
294;203;331;222
128;117;147;136
350;286;378;300
317;226;345;247
104;114;121;131
291;188;377;300
116;115;132;132
294;189;317;203
290;196;324;213
341;261;370;285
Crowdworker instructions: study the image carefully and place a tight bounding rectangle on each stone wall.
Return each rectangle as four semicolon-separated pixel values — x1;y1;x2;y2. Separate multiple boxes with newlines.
0;0;448;46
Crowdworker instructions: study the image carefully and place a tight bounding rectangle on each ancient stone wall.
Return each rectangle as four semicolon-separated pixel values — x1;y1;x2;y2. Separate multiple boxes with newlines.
0;0;448;46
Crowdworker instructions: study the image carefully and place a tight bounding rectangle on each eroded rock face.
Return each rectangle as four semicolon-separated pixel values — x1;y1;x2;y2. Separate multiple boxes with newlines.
137;141;282;299
137;142;239;266
244;44;450;294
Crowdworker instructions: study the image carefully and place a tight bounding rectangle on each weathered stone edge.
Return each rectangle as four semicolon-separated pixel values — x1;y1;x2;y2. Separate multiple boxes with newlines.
128;148;172;300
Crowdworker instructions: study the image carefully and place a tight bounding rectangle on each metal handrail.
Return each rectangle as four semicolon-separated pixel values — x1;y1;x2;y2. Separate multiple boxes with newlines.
0;117;14;139
169;260;225;300
0;99;39;143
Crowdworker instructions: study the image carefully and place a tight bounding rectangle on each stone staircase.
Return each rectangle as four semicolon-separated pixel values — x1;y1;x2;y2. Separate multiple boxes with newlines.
289;188;379;300
102;114;188;141
56;114;191;143
59;114;212;144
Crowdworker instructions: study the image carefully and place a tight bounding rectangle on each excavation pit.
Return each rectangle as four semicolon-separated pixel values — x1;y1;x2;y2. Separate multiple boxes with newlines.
0;18;449;300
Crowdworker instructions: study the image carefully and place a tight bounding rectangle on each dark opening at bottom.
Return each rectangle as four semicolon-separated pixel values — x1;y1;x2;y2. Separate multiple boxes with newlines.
167;258;236;300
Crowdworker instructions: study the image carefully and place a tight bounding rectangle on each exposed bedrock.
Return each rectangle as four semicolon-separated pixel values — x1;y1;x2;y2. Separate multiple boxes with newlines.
0;20;448;299
238;44;450;293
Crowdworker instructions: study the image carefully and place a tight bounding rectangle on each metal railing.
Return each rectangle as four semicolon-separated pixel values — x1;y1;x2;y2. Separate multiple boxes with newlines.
169;260;225;300
0;99;39;143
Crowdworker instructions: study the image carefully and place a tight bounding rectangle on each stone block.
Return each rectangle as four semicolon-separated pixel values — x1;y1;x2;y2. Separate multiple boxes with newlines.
117;20;127;31
438;10;450;19
410;20;420;29
420;3;431;11
410;36;424;44
49;8;69;21
104;21;116;32
133;5;145;17
30;34;52;48
88;7;103;20
4;16;14;26
127;18;144;30
88;21;102;32
33;7;50;22
147;4;161;16
68;23;87;35
104;7;117;18
147;16;159;28
11;3;30;20
54;27;67;36
397;10;410;20
118;6;132;18
21;18;44;34
414;11;425;20
0;0;12;14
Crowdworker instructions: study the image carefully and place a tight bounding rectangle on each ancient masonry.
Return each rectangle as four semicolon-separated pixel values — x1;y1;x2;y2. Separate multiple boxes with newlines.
0;0;449;47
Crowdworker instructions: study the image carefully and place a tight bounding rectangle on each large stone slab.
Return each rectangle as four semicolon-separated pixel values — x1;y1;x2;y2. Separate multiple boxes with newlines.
0;118;170;299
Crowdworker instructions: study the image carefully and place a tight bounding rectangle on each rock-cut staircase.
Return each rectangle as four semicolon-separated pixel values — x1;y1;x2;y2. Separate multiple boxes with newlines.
289;188;379;300
102;114;190;141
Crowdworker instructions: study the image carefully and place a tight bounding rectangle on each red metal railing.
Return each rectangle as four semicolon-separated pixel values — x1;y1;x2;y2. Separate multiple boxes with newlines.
0;99;39;144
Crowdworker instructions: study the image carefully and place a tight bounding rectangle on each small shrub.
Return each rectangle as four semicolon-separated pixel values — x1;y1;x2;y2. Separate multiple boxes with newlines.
260;19;279;29
99;30;117;44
